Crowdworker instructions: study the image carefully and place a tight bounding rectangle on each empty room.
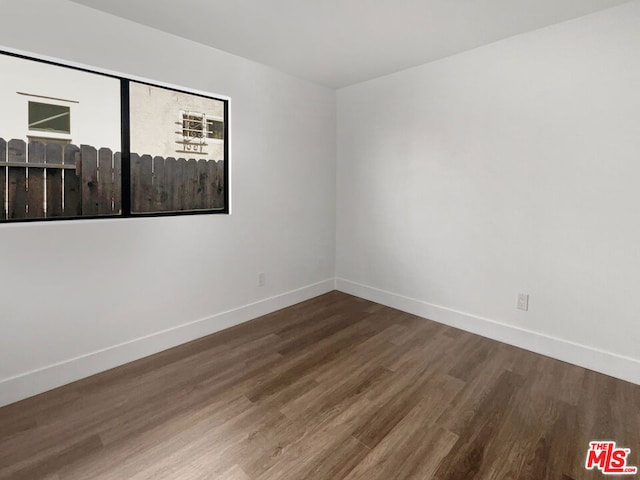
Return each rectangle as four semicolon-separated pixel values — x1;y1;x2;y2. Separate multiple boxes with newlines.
0;0;639;479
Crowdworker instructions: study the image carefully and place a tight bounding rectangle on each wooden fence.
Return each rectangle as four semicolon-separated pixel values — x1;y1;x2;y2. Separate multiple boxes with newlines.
0;138;224;220
131;153;224;213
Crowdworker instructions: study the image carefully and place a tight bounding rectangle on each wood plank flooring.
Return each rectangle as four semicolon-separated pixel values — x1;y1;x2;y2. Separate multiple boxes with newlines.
0;291;638;479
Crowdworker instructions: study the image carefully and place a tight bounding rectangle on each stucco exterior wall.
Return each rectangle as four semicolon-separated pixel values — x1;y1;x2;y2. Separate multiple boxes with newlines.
129;82;225;161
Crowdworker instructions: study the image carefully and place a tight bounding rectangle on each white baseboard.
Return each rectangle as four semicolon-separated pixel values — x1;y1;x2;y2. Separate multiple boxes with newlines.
336;278;640;385
0;279;335;407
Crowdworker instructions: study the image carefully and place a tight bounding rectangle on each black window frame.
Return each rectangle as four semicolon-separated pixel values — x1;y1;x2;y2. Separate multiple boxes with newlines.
0;49;230;224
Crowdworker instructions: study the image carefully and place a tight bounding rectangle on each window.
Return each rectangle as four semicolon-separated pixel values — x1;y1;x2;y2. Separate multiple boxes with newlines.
28;102;70;134
0;50;229;223
176;112;225;156
181;113;224;140
179;113;207;155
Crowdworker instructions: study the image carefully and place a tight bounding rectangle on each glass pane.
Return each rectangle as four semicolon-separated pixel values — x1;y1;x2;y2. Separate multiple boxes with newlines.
206;119;224;140
0;53;122;221
129;82;227;214
28;102;70;133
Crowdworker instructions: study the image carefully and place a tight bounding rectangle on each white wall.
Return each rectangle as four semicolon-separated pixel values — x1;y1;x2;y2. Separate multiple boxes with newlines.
0;0;336;406
337;2;640;384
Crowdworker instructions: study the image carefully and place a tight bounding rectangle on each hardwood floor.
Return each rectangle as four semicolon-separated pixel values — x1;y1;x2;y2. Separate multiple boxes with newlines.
0;291;638;479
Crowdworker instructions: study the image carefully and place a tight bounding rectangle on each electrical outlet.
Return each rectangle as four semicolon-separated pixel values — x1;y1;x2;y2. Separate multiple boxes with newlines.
258;272;266;287
517;293;529;311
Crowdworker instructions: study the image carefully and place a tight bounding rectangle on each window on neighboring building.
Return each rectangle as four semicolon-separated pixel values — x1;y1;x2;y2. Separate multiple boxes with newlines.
181;113;224;140
206;118;224;140
28;102;70;134
177;112;225;156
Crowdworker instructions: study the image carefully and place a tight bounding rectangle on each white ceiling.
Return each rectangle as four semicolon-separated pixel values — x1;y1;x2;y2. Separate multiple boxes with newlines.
70;0;630;88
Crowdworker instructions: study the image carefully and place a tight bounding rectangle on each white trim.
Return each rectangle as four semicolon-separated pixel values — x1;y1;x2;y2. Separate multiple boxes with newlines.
0;279;335;407
26;132;72;142
336;278;640;386
17;92;79;104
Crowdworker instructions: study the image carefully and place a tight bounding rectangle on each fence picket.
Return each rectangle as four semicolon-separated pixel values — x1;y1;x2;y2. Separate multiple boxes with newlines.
153;156;168;212
64;145;82;217
214;160;225;208
196;159;208;210
8;139;27;219
130;153;140;212
132;154;153;213
174;158;187;211
203;159;214;210
114;152;122;214
98;148;114;214
26;141;45;218
0;137;225;219
81;145;99;215
0;139;5;220
185;159;198;210
164;157;177;212
46;144;64;217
